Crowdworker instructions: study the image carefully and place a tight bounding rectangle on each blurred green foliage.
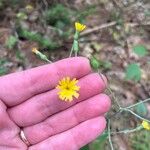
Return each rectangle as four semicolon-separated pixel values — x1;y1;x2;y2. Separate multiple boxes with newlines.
17;12;28;20
134;102;148;117
80;144;89;150
76;5;97;22
80;133;108;150
45;4;71;28
0;0;4;8
125;63;141;82
131;130;150;150
17;28;58;49
45;4;96;28
90;57;101;70
5;35;18;49
133;45;148;57
0;59;8;76
90;56;112;71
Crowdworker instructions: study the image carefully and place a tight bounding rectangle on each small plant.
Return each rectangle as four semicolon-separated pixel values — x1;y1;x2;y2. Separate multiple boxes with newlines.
0;59;8;76
45;4;71;28
5;35;18;49
130;130;150;150
31;22;150;150
17;27;58;49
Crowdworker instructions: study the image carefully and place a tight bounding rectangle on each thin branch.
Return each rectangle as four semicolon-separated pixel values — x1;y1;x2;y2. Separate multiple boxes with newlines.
80;21;117;36
127;21;150;27
80;21;150;36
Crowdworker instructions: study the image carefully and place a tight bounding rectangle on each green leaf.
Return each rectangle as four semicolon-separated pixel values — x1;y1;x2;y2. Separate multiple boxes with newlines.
125;63;141;82
90;133;108;150
80;144;89;150
97;133;108;143
5;35;18;49
133;45;148;57
134;102;148;117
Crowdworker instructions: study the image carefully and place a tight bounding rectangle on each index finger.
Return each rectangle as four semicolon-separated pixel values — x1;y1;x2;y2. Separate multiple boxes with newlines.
0;57;91;106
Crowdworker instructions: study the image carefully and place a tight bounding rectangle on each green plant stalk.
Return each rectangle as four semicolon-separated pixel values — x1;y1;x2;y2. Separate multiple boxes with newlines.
69;31;79;57
125;98;150;109
107;86;121;109
98;71;121;109
108;119;114;150
111;125;143;135
122;108;150;123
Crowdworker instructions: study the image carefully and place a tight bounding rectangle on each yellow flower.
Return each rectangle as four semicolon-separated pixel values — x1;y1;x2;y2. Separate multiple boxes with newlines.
32;47;38;54
25;4;34;12
56;77;80;102
75;22;86;32
142;120;150;130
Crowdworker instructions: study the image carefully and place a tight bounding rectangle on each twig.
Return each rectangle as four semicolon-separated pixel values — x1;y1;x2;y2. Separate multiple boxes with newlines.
80;21;117;36
127;21;150;27
80;21;150;36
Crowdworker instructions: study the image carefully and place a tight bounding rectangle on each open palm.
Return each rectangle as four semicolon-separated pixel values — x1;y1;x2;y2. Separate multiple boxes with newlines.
0;57;110;150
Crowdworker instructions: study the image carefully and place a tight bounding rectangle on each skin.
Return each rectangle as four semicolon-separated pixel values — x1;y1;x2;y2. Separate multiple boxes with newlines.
0;57;111;150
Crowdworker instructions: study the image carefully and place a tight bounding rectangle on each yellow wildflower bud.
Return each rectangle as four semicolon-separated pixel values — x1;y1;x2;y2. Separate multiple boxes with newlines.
75;22;86;32
32;47;38;54
142;120;150;130
25;4;34;12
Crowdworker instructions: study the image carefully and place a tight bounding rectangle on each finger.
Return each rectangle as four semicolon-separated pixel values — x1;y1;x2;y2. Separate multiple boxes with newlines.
23;94;110;144
0;57;91;106
8;73;107;127
29;116;106;150
0;100;26;149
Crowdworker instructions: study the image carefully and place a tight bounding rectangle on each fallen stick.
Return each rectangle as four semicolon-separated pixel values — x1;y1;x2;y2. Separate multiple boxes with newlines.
81;21;150;36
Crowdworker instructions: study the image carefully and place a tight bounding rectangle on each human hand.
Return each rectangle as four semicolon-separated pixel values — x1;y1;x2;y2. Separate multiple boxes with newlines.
0;57;111;150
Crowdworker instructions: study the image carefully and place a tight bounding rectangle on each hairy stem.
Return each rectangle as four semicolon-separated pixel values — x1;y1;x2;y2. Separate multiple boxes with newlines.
125;98;150;109
122;108;150;123
108;119;114;150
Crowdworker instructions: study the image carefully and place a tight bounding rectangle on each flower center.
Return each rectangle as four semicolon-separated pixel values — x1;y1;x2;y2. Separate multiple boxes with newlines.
65;85;70;90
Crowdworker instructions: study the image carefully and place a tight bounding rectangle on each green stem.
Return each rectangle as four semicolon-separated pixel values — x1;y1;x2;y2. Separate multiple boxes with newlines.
75;50;78;57
108;119;114;150
98;71;121;109
125;98;150;109
107;87;121;109
111;125;143;135
122;108;150;123
45;58;52;63
69;46;74;57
